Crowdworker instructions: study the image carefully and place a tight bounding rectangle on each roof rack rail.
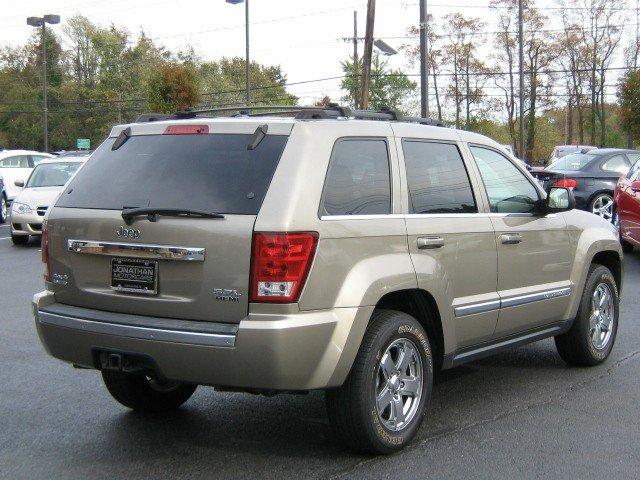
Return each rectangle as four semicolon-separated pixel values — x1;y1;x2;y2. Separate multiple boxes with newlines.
135;105;444;127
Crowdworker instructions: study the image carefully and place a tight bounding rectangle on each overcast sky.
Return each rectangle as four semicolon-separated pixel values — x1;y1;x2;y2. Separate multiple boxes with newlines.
0;0;634;108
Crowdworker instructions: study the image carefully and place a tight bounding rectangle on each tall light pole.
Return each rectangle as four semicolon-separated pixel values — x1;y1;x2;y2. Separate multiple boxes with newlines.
226;0;250;106
518;0;525;161
27;14;60;153
419;0;429;118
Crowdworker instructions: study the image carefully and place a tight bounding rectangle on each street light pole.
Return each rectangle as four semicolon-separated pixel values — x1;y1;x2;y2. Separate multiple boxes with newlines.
27;14;59;152
419;0;429;118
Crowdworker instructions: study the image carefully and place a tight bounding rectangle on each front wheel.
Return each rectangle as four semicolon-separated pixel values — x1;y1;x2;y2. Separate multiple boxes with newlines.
102;370;197;413
11;233;28;246
590;193;614;222
555;264;619;366
326;310;433;454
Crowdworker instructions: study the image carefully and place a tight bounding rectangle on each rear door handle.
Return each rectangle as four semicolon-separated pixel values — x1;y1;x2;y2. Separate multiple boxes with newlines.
500;233;523;245
417;236;445;249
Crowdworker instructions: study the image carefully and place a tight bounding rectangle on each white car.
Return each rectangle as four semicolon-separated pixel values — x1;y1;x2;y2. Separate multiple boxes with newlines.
10;157;87;245
0;150;53;202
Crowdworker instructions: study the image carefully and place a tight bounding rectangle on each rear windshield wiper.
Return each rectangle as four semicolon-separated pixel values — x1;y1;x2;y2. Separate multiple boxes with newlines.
122;207;225;225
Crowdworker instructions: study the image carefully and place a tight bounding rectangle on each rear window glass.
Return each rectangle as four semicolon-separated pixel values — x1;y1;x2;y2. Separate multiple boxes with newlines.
321;139;391;216
56;133;289;214
547;153;595;171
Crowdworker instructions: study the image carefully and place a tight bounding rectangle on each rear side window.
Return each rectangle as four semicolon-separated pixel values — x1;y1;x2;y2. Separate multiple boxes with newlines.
402;141;477;214
321;139;391;216
601;155;630;174
0;155;29;168
56;133;289;214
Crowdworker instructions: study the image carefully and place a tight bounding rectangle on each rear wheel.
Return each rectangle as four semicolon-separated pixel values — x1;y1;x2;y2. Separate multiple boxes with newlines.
102;370;197;413
589;193;614;222
326;309;433;454
555;264;619;366
11;233;28;246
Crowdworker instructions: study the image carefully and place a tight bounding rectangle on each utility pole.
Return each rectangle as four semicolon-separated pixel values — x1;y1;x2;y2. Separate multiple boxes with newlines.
419;0;429;118
27;14;59;153
244;0;250;106
353;10;359;109
360;0;376;110
518;0;525;161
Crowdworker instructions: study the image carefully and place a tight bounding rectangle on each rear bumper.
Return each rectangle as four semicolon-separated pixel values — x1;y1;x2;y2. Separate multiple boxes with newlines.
33;291;372;390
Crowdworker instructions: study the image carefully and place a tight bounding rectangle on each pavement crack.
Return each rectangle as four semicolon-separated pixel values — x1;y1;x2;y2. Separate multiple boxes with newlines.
325;349;640;480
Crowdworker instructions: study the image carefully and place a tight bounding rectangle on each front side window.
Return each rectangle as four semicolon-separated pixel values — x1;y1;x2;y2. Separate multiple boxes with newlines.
471;146;539;214
321;139;391;216
402;140;476;214
601;155;630;174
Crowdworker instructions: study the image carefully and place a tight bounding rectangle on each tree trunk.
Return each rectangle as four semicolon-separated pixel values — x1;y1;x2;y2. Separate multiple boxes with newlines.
432;65;442;121
565;96;573;144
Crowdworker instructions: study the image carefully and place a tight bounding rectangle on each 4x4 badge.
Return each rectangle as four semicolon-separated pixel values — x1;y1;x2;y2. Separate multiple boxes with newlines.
116;226;141;239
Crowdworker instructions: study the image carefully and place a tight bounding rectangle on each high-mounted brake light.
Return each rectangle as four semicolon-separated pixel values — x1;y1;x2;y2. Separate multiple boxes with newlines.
553;178;578;189
41;219;51;282
163;125;209;135
250;232;318;303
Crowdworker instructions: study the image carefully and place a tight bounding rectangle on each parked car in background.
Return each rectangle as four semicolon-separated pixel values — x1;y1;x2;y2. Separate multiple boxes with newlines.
10;156;87;245
0;150;54;202
0;175;7;223
531;148;640;222
614;159;640;252
52;150;93;158
548;145;596;165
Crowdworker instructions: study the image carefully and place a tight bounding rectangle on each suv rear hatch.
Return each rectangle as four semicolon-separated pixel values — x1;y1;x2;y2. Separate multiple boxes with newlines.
47;120;292;324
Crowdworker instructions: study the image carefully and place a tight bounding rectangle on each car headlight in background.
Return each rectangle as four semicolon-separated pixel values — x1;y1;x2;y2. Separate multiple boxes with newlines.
12;202;32;214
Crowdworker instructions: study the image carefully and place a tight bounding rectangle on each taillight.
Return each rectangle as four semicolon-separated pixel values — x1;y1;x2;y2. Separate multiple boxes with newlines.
163;125;209;135
553;178;578;189
41;219;51;282
250;232;318;303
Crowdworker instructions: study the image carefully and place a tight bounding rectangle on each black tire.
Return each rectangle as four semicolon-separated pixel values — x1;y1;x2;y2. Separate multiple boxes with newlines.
0;195;7;224
326;309;433;454
11;233;28;246
102;370;197;413
555;264;619;366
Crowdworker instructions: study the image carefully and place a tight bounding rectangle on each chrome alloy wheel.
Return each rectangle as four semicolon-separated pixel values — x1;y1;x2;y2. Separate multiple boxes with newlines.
590;283;615;350
592;195;614;222
375;338;423;432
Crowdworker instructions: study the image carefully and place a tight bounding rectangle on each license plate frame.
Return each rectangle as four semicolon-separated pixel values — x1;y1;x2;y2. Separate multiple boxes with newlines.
111;257;158;295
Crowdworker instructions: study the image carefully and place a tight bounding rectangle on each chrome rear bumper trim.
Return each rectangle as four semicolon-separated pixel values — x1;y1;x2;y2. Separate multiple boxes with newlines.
37;311;235;347
68;240;205;262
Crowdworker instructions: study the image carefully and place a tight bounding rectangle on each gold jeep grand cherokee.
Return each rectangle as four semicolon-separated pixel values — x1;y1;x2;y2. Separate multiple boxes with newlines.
33;106;622;454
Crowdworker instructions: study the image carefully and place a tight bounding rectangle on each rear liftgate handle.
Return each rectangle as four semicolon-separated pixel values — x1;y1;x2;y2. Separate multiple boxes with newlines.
417;236;445;250
500;233;523;245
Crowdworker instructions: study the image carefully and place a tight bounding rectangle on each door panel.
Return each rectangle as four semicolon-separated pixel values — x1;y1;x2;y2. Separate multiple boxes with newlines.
489;214;573;336
469;145;573;337
399;140;498;349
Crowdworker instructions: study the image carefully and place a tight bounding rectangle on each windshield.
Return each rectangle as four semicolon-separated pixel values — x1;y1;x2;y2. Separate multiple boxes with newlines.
56;133;289;214
547;153;596;171
26;162;82;187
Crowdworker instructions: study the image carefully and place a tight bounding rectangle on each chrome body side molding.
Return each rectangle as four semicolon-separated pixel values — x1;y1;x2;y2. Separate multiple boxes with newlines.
455;286;572;318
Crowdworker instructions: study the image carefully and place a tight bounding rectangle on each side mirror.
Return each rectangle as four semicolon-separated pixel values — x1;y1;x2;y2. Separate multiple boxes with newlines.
14;180;24;188
630;180;640;193
536;187;576;215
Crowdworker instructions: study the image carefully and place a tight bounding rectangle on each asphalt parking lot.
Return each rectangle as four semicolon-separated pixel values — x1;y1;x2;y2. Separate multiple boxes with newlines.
1;221;639;480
